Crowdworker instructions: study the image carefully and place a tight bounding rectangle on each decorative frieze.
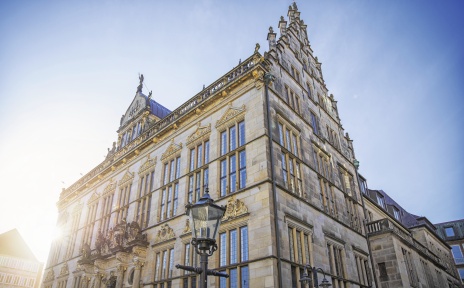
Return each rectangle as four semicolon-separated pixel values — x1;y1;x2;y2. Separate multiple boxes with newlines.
102;178;117;196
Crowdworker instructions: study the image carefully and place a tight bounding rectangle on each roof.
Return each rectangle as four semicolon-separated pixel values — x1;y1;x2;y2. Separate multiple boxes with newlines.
0;229;38;262
146;95;171;119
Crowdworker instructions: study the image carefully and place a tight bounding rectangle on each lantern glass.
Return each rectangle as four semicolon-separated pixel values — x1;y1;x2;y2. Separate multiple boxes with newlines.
188;192;225;240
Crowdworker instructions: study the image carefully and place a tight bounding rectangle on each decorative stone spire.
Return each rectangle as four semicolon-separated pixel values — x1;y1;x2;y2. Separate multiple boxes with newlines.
267;26;277;50
287;5;295;23
278;16;287;35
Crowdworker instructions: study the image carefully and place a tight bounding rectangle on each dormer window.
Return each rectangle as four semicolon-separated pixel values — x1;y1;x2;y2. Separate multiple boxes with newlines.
393;207;400;220
376;193;385;208
445;227;455;237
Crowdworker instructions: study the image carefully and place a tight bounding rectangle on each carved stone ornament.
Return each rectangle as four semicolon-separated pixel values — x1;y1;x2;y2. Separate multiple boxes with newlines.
182;218;191;234
44;269;55;282
154;224;176;243
222;196;248;221
186;123;211;148
119;169;135;187
59;262;69;277
94;220;147;257
215;104;246;131
88;192;100;204
103;178;117;196
73;202;84;214
161;140;183;162
138;155;157;175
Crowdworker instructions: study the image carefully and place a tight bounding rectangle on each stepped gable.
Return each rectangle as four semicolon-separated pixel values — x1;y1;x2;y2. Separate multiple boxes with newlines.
0;229;38;261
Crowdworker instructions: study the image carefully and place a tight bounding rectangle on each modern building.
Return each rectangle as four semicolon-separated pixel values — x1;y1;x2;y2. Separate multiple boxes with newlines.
0;229;44;288
435;219;464;285
360;181;461;288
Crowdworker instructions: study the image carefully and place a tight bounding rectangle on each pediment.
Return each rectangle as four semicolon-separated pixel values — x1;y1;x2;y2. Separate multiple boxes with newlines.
103;178;117;195
186;123;211;148
88;192;100;204
58;262;69;277
161;140;183;162
215;104;246;131
120;93;148;129
139;155;157;175
119;169;135;186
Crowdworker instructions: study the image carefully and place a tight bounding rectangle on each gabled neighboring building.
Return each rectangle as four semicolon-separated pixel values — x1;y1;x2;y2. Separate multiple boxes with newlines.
360;181;461;288
0;229;44;288
43;3;377;288
435;219;464;285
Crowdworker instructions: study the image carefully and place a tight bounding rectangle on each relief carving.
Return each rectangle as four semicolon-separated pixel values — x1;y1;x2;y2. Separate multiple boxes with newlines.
154;224;176;243
161;140;183;162
119;169;134;187
138;155;156;175
182;218;191;234
94;220;147;257
186;123;211;148
103;179;117;196
59;262;69;277
222;196;248;221
215;104;246;131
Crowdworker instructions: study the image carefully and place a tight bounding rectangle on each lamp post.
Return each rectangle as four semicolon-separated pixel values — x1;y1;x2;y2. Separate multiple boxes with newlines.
299;265;332;288
175;188;229;288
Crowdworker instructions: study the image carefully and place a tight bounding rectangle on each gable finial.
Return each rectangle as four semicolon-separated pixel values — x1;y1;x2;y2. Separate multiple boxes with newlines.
148;90;153;99
137;73;144;93
254;43;260;53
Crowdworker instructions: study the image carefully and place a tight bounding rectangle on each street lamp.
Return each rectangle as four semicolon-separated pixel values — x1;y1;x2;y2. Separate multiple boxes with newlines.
175;188;229;288
299;265;332;288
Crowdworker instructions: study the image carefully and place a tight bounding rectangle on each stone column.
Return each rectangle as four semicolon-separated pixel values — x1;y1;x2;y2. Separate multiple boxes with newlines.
132;258;143;288
116;265;125;288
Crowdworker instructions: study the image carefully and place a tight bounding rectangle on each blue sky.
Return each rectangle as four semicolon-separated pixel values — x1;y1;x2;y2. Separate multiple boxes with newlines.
0;0;463;262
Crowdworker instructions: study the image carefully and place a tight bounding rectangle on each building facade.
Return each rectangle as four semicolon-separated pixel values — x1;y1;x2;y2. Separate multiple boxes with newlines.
0;229;44;288
360;181;461;288
435;219;464;285
40;3;447;288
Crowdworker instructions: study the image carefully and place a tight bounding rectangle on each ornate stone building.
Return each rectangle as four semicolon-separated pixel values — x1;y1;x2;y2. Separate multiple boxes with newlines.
361;180;461;288
0;229;44;288
44;4;376;288
435;219;464;285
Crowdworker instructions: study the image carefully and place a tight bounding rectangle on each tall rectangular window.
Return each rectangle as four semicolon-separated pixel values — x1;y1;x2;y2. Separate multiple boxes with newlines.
219;226;249;288
310;111;320;136
160;157;181;221
327;243;347;287
187;140;210;204
137;170;154;228
288;224;312;285
402;248;418;287
219;121;246;196
154;248;174;287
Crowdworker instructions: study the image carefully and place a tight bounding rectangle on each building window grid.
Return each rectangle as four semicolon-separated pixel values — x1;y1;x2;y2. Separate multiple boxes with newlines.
116;183;132;224
345;196;361;232
66;212;81;259
354;254;370;287
82;201;99;248
154;248;175;287
327;243;347;288
136;170;154;228
218;226;249;288
288;227;312;286
187;140;210;204
220;121;246;197
285;85;301;114
160;157;181;221
278;121;303;197
100;193;114;234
